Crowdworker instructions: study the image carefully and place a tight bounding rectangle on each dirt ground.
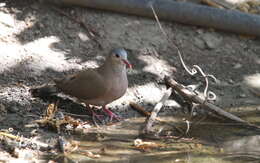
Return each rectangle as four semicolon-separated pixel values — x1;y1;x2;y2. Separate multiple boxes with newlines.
0;0;260;162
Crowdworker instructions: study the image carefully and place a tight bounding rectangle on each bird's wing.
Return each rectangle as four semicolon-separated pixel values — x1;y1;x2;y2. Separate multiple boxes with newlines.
55;69;109;100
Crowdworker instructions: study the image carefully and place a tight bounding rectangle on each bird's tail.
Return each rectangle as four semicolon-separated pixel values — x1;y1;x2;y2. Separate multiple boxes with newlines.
30;84;59;98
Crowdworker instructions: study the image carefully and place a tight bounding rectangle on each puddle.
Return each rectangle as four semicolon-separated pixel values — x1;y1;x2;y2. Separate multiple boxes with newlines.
52;107;260;163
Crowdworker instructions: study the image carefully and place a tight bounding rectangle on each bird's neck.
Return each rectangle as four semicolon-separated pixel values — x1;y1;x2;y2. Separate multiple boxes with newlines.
99;60;126;76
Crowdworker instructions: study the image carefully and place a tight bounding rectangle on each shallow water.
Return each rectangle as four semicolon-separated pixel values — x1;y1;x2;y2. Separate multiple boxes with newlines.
56;107;260;163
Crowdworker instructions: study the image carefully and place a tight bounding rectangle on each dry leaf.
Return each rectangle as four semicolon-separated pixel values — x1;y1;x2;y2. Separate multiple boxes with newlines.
134;139;164;151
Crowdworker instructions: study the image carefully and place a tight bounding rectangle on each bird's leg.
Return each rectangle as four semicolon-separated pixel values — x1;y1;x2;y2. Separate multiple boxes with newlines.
91;110;105;125
85;105;104;124
102;105;121;121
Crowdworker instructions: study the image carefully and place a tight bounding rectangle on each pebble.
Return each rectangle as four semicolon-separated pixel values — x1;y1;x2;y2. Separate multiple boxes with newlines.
78;32;90;42
228;79;234;84
193;37;206;49
233;63;242;69
239;94;247;98
202;33;222;49
243;73;260;96
0;3;6;7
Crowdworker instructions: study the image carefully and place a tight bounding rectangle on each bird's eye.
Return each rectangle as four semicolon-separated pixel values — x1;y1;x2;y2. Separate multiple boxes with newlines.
115;54;120;58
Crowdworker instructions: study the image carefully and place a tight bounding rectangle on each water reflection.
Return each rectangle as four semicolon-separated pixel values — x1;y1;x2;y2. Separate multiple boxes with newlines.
52;112;260;163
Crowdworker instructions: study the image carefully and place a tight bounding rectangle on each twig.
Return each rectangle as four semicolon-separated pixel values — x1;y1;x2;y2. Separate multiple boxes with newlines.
150;4;216;102
0;131;51;149
200;0;224;9
164;76;260;129
62;111;91;118
130;102;185;137
184;119;190;134
143;88;172;133
130;102;151;117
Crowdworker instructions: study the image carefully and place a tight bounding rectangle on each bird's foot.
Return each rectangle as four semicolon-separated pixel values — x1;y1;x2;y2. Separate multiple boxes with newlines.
103;107;121;122
91;110;104;125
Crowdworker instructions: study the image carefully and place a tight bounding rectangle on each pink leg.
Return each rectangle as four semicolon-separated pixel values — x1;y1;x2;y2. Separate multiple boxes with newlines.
102;106;121;121
91;110;104;122
85;105;104;124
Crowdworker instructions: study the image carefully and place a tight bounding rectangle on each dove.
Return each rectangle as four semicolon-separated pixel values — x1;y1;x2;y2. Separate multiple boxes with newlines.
31;48;132;122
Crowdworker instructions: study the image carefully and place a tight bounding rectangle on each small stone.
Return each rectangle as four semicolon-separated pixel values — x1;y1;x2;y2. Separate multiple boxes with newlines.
0;3;6;7
193;37;206;49
243;73;260;96
70;9;75;15
38;22;44;28
228;79;234;84
233;63;242;69
196;29;204;34
219;92;225;96
0;12;14;27
239;94;246;98
78;32;90;42
202;33;222;49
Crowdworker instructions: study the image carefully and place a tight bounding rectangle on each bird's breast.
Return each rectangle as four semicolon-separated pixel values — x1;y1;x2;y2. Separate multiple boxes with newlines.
108;74;128;99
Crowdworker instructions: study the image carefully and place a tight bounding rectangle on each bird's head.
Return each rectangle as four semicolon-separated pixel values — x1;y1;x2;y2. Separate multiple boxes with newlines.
108;48;132;69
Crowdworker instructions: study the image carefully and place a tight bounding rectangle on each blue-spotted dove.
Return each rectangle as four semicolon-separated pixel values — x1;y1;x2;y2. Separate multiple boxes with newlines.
31;48;132;121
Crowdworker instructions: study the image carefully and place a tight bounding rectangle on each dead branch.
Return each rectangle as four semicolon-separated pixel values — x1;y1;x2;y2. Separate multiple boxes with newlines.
143;88;172;133
130;102;189;138
129;102;151;117
164;76;260;129
200;0;225;9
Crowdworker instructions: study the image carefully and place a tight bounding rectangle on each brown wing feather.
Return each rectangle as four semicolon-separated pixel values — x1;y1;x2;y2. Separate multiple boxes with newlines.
55;69;108;100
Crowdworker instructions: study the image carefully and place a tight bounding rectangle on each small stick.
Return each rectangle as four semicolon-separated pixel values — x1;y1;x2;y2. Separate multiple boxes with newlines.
144;88;172;133
129;102;151;117
62;111;91;118
200;0;224;9
0;131;51;149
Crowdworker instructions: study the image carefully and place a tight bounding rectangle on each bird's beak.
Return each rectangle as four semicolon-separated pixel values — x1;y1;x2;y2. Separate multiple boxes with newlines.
122;59;132;69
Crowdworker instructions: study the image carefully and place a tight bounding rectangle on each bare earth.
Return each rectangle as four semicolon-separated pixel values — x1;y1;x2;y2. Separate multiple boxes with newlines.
0;0;260;162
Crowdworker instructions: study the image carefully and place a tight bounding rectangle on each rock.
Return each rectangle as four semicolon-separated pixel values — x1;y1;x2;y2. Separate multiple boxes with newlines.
239;94;247;98
233;63;242;69
228;79;234;84
0;12;14;27
0;3;6;7
243;73;260;97
196;29;204;34
202;33;222;49
78;32;90;42
193;37;206;49
164;99;181;108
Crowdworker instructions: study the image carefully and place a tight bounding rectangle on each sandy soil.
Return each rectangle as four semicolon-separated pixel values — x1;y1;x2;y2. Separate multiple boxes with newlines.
0;0;260;162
